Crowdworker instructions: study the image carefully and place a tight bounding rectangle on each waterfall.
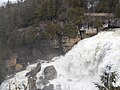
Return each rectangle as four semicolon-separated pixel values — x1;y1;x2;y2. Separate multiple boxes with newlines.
1;29;120;90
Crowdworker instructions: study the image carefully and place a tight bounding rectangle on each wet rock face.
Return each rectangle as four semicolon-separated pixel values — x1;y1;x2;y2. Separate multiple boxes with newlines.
26;63;41;77
15;64;23;72
37;84;54;90
38;76;49;85
42;84;54;90
44;65;57;80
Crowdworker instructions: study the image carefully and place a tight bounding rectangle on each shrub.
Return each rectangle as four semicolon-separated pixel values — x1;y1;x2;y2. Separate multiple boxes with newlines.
94;65;120;90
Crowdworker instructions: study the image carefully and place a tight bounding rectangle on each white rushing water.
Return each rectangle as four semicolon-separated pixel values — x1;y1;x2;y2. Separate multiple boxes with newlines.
1;29;120;90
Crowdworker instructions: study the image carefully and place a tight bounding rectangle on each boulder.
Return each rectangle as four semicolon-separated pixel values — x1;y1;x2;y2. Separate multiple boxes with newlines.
44;65;57;80
39;76;49;85
42;84;54;90
26;63;41;77
15;64;23;72
28;77;37;90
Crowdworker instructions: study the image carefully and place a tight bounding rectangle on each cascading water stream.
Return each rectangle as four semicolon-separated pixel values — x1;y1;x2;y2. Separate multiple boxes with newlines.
1;29;120;90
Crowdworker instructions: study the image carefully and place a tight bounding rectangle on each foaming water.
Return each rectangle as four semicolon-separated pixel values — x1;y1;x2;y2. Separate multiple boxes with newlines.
1;29;120;90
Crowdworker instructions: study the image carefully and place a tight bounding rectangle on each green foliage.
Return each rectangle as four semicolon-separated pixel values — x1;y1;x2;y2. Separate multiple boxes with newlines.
115;4;120;18
35;0;51;19
24;26;37;44
94;18;102;28
35;0;62;20
7;31;23;48
62;24;78;37
66;0;82;7
68;6;85;25
44;22;61;38
96;0;109;13
58;12;67;21
96;0;118;13
0;48;13;60
109;0;118;13
44;21;77;38
94;65;120;90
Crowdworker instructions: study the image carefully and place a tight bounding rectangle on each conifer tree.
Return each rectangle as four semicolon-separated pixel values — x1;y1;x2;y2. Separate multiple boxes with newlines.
94;65;120;90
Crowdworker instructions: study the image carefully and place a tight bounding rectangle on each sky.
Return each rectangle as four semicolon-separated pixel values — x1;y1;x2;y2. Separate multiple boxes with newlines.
0;0;16;5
